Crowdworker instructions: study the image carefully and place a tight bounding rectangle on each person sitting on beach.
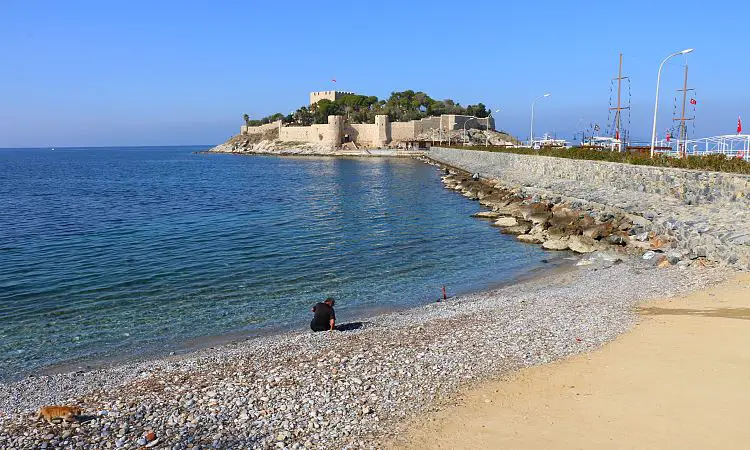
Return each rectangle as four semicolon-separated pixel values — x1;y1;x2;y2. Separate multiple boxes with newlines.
310;297;336;332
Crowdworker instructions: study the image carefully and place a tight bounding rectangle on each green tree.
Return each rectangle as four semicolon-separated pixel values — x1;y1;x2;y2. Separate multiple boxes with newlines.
243;114;250;126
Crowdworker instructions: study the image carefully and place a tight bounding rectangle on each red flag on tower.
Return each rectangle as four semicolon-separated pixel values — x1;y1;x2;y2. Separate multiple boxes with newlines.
666;131;671;142
738;115;743;134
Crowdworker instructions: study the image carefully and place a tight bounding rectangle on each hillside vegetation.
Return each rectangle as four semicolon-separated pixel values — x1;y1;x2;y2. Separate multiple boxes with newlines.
244;90;492;127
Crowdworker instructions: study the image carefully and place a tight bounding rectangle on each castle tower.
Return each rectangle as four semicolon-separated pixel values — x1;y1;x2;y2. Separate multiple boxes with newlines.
375;115;390;147
326;115;343;148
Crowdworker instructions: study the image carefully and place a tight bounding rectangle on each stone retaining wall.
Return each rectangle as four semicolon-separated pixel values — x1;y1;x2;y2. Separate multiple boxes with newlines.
430;148;750;206
428;147;750;269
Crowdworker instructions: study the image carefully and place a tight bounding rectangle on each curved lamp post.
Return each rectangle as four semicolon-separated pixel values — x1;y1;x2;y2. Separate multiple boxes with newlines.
650;48;694;157
530;94;551;148
463;116;478;145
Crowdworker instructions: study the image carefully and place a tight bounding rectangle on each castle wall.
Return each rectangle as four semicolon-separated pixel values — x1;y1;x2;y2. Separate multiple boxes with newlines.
390;122;416;141
345;124;378;146
278;116;342;148
274;114;494;148
240;120;282;135
443;115;495;131
279;124;330;143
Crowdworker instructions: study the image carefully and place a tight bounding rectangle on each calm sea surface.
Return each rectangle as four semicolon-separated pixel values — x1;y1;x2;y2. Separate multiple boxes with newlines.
0;146;551;381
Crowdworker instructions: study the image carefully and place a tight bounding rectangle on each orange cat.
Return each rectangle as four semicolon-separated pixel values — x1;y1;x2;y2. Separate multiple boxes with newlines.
36;405;82;424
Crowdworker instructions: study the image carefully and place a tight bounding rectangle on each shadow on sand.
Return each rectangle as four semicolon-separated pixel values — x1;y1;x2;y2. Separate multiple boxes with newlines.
335;322;368;332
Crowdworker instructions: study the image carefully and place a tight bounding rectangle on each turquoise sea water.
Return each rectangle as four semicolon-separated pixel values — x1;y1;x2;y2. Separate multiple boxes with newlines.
0;147;550;381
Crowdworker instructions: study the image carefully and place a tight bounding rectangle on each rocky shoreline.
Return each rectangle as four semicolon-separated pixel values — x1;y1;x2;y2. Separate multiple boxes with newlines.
422;156;709;269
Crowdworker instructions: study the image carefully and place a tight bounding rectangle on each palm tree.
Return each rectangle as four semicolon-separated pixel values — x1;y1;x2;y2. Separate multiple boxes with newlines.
243;114;250;126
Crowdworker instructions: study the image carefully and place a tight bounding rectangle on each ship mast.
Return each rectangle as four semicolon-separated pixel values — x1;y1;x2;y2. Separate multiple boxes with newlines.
674;64;694;158
609;53;629;151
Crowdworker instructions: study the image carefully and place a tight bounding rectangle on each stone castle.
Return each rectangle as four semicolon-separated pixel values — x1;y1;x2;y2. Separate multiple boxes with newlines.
240;91;495;149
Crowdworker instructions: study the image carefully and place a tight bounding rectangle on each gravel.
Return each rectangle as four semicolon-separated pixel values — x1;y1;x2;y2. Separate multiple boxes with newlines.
0;261;725;449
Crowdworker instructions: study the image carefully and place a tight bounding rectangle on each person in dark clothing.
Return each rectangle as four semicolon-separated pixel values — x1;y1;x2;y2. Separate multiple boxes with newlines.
310;297;336;332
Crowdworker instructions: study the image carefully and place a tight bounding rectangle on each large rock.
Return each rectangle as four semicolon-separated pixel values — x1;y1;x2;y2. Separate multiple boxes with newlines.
494;203;524;217
501;223;533;235
625;213;652;227
471;211;502;219
568;236;599;253
607;233;628;246
542;239;570;251
524;212;552;226
493;217;518;227
517;234;544;244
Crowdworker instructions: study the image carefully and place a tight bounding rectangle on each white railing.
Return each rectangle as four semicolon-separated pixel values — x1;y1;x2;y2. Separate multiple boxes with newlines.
654;134;750;160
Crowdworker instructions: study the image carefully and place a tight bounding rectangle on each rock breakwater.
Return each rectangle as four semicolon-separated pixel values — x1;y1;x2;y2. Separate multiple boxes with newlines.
427;148;750;269
428;161;695;268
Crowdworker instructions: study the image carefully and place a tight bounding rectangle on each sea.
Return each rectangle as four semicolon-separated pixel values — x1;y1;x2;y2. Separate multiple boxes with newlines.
0;146;553;382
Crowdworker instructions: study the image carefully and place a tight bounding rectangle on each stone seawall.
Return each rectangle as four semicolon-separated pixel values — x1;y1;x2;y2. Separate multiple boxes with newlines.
428;148;750;269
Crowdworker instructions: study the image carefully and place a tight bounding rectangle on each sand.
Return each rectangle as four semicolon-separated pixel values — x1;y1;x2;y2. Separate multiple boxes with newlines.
394;273;750;449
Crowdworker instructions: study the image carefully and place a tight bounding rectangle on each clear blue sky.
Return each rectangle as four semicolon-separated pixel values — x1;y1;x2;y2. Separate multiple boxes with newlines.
1;0;748;147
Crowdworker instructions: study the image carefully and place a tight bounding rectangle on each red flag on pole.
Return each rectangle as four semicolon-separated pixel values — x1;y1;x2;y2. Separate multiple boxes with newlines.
738;115;743;134
666;131;671;142
690;98;697;105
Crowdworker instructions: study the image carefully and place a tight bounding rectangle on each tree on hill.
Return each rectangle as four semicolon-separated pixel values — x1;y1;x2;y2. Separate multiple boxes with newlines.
246;90;491;127
243;114;250;127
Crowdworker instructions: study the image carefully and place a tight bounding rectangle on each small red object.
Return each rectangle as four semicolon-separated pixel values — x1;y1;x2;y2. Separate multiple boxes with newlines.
441;286;447;301
576;338;582;342
738;115;743;134
690;98;697;105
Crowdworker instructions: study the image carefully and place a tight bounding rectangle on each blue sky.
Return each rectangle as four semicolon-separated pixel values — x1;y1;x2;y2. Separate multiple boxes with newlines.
1;0;748;147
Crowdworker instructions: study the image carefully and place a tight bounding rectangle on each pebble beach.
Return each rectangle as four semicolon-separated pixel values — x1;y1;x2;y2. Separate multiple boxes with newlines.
0;261;724;449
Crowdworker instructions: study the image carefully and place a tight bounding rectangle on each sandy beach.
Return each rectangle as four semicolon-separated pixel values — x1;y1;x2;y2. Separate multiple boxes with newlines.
0;261;725;449
394;273;750;449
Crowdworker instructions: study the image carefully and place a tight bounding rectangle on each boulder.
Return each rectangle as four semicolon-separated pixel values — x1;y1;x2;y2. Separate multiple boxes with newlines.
501;223;533;235
471;211;502;219
657;259;672;268
546;226;568;240
568;236;599;254
493;217;518;227
665;249;686;264
527;212;552;226
607;233;627;246
624;213;652;227
517;234;544;244
649;235;673;250
583;222;613;240
542;239;570;251
494;203;524;217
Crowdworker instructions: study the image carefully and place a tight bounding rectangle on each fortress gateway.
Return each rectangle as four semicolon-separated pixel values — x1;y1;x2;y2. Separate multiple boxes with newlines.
240;91;495;149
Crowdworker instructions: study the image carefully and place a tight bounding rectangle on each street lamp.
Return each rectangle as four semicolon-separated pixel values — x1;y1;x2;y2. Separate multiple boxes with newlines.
530;94;551;148
463;116;477;145
650;48;694;158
